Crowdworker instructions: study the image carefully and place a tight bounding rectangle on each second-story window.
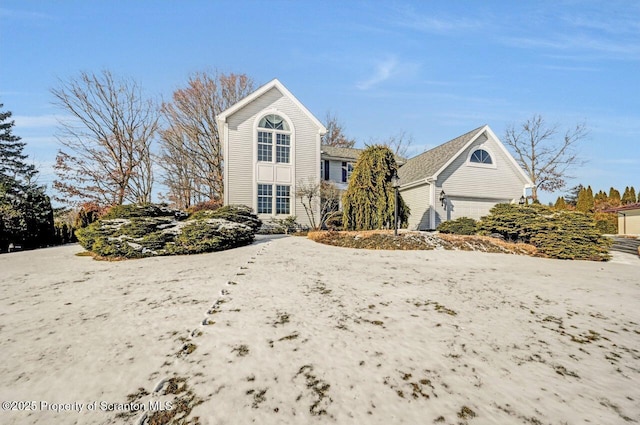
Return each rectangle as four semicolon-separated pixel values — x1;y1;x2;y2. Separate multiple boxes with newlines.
258;114;291;163
341;162;354;183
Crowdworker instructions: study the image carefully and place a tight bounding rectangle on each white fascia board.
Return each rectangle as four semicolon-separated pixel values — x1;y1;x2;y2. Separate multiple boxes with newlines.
217;78;327;136
482;125;534;187
399;177;433;191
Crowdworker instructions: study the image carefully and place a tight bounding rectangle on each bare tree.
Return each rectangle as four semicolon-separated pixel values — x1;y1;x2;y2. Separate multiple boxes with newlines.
158;71;254;208
296;178;340;230
322;112;356;148
52;70;159;207
377;131;414;159
504;114;588;201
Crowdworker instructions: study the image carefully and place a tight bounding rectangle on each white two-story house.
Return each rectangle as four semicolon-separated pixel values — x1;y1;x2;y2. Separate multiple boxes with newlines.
219;78;532;230
217;79;326;228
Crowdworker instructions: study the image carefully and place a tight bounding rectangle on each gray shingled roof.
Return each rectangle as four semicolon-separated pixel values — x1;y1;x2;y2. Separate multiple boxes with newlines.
320;145;362;161
397;126;485;185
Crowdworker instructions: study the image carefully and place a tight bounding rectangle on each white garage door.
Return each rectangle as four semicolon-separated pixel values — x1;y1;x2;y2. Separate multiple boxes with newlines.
448;198;509;221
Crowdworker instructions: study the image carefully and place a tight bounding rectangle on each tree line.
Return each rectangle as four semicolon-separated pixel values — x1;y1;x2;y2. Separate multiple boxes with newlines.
555;185;638;212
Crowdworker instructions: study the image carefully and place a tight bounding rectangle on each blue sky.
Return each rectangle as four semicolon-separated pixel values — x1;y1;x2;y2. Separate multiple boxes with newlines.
1;0;638;205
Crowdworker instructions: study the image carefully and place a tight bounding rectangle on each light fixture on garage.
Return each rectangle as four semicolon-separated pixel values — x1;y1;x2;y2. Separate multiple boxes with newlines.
392;170;400;237
440;190;447;209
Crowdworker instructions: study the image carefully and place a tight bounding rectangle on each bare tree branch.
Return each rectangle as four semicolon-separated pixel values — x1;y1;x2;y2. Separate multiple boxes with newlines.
51;70;158;207
503;114;588;201
322;112;356;148
158;71;254;209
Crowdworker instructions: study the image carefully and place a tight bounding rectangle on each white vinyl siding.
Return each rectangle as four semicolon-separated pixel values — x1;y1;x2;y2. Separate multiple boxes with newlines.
400;183;431;230
439;135;525;200
225;87;321;227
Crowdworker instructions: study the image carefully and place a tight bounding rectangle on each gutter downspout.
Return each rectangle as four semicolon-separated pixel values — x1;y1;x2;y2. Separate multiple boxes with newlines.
428;177;436;230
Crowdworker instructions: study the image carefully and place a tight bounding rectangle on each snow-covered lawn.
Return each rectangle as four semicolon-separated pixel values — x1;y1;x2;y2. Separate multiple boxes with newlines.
1;237;638;424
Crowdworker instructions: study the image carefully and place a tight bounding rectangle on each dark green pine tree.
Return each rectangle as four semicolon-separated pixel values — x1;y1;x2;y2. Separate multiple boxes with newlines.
0;104;55;251
342;145;409;231
565;184;584;206
0;105;36;185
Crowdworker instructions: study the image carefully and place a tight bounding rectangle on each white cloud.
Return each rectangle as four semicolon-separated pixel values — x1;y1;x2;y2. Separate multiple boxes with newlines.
356;57;422;91
502;34;640;60
13;114;62;128
356;57;399;90
393;5;483;34
0;7;53;20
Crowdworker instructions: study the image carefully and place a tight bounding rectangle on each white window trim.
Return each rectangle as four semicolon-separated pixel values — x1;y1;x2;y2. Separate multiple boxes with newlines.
256;183;292;216
252;110;296;217
255;112;294;164
466;146;497;169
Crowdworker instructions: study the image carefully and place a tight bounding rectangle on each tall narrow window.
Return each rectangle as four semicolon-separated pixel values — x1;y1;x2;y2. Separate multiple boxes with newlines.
257;184;273;213
258;114;291;163
276;134;290;163
257;132;272;162
276;185;290;214
323;160;330;180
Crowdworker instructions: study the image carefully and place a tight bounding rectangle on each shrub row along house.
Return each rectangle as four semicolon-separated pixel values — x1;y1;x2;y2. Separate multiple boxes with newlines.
218;79;532;229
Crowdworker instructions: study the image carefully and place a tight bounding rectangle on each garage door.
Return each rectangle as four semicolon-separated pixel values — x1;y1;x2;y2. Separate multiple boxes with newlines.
448;197;509;221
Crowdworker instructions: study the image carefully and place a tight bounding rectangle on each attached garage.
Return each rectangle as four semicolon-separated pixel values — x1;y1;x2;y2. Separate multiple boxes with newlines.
398;125;533;231
446;197;510;221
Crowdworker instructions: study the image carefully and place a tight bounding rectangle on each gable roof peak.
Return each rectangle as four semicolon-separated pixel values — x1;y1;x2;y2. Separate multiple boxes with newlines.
217;78;326;134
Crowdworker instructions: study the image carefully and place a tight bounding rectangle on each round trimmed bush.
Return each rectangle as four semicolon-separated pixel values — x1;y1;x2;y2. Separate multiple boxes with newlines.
437;217;477;235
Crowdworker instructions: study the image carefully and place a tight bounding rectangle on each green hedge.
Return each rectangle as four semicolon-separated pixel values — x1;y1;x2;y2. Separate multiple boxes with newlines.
76;204;260;259
437;217;478;235
479;203;611;261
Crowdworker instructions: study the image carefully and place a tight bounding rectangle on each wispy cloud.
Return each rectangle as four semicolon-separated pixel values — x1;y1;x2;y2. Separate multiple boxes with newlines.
604;158;640;165
13;114;63;128
542;64;600;72
356;55;420;90
356;57;400;90
0;7;53;20
393;6;483;34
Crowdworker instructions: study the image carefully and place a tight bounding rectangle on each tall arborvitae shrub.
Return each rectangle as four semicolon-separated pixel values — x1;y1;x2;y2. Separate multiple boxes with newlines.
479;203;611;261
621;186;637;205
608;187;621;206
342;145;409;231
576;186;594;213
554;196;567;210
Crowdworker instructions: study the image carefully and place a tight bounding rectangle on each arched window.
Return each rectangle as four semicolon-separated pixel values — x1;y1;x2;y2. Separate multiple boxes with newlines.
470;149;492;164
257;114;291;163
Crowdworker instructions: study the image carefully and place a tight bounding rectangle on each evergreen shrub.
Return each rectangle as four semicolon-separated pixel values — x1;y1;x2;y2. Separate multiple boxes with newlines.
76;204;260;259
189;205;261;232
437;217;478;235
594;212;618;234
478;203;611;261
